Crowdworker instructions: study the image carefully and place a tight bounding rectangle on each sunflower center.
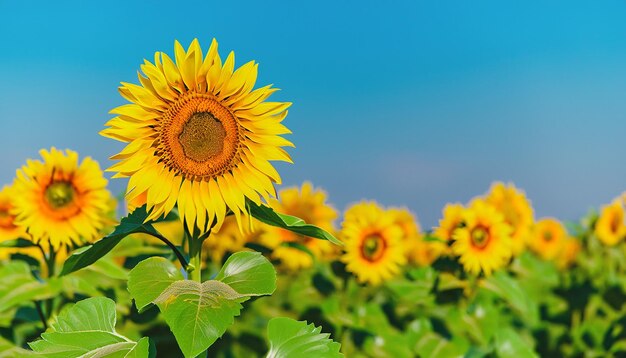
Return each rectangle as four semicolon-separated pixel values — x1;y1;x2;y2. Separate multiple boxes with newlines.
543;230;553;242
159;93;241;180
44;182;75;209
610;214;621;234
361;235;386;262
178;112;227;162
470;226;490;249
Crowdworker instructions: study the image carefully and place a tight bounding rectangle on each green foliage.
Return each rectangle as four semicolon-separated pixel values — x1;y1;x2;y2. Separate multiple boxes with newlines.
247;199;342;245
60;205;180;276
0;261;61;312
128;252;277;357
28;297;151;358
266;317;343;358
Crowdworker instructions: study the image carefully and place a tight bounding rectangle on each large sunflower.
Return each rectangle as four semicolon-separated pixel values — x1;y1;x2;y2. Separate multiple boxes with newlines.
259;182;338;271
451;200;512;276
528;218;567;261
102;39;293;234
341;201;406;285
484;182;534;255
595;199;626;246
11;148;111;250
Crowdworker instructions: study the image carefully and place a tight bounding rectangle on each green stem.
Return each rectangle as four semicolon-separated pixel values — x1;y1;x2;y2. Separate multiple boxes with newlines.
186;227;211;283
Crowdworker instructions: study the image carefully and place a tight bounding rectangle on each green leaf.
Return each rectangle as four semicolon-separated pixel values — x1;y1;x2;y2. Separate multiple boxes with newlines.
481;271;538;326
0;262;62;312
127;257;184;312
266;317;343;358
29;297;150;358
60;205;163;276
128;253;277;357
247;200;342;245
495;328;538;358
0;336;37;358
0;238;38;248
214;251;277;296
157;283;244;358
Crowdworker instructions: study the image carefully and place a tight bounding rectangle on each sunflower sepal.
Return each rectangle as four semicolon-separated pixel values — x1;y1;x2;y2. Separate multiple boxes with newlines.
60;205;186;276
246;199;342;245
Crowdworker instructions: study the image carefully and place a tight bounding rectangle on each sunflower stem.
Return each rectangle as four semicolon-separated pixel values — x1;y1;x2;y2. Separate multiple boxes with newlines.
187;227;209;283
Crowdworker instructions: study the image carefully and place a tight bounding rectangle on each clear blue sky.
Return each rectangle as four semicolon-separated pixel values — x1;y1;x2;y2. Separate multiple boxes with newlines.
1;1;626;227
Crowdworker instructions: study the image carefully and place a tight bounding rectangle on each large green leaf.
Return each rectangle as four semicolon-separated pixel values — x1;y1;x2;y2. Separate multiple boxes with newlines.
214;251;277;296
0;262;62;312
60;205;164;276
128;252;277;357
127;257;184;312
29;297;151;358
246;200;342;245
158;287;242;358
266;317;343;358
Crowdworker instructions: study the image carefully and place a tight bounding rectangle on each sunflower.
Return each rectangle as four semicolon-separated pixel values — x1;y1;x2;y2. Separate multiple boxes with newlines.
11;148;111;250
341;201;406;285
259;182;338;271
594;199;626;246
484;182;534;255
528;218;567;261
556;238;580;269
389;207;444;266
0;185;25;243
433;203;465;241
451;200;512;276
102;39;293;234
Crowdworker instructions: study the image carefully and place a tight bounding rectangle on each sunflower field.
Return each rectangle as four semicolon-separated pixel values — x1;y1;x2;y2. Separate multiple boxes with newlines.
1;39;626;358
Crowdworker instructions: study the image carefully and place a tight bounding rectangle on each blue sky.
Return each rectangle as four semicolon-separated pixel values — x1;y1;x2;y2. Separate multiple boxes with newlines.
1;1;626;227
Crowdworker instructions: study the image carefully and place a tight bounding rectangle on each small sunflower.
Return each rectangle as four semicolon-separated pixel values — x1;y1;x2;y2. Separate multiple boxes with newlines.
451;200;512;276
0;185;25;242
102;39;293;234
556;238;580;269
595;199;626;246
529;218;567;261
259;182;338;271
389;207;444;266
11;148;111;250
484;182;534;255
341;201;406;285
433;203;465;241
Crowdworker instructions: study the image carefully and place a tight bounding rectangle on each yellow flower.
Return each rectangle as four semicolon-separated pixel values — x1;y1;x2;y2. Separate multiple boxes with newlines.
433;203;465;241
204;215;260;263
0;185;25;243
595;199;626;246
452;200;512;276
556;238;580;269
484;182;534;255
341;201;406;285
102;39;293;234
259;182;338;271
529;218;567;260
12;148;111;250
389;207;444;266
